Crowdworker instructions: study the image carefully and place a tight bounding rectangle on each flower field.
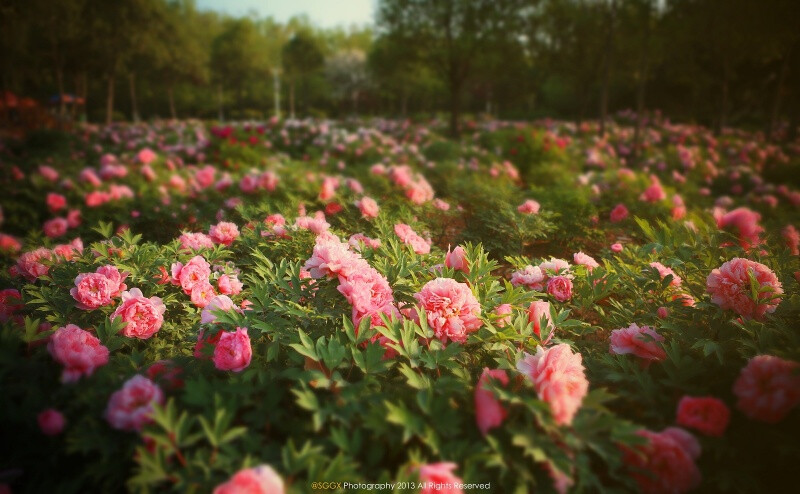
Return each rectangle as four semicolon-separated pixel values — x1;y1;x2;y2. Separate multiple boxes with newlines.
1;116;799;493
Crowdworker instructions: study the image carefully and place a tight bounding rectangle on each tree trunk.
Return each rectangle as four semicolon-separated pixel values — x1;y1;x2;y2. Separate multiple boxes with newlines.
168;85;177;120
129;73;139;123
768;47;792;141
105;74;115;126
598;0;617;138
289;80;295;119
217;84;224;122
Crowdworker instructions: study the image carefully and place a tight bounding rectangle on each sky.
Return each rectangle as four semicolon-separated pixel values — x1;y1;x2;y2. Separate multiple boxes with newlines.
196;0;376;28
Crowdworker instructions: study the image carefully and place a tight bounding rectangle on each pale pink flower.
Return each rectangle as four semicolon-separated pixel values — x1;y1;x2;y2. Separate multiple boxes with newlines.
38;409;66;435
649;261;682;287
782;225;799;255
70;265;127;310
706;258;782;320
356;196;379;218
43;217;68;238
517;344;589;426
714;207;764;249
510;265;545;291
493;303;513;327
433;198;451;211
38;165;59;182
348;233;381;251
676;396;730;436
294;215;331;235
179;232;215;251
209;221;240;246
475;368;509;435
112;288;166;339
640;175;666;203
609;323;666;362
218;274;243;295
610;243;624;253
190;281;217;308
48;324;109;383
733;355;800;423
213;327;252;372
414;278;482;344
444;245;469;274
0;233;22;254
573;252;599;272
394;223;431;255
517;199;541;214
527;300;554;342
137;148;157;164
213;465;285;494
318;176;339;201
539;258;572;277
16;247;53;281
304;233;363;279
417;462;464;494
105;375;164;431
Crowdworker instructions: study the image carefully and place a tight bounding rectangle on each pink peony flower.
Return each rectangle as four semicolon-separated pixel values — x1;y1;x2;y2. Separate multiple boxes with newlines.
304;233;363;279
433;198;451;211
190;281;217;308
640;176;666;203
137;148;157;165
622;428;701;494
444;245;469;274
46;193;67;212
43;217;68;238
16;248;53;281
676;396;730;436
105;375;164;431
649;261;682;287
517;199;541;214
294;215;331;235
348;233;381;251
610;242;624;253
112;288;166;339
539;258;572;277
517;344;589;426
546;276;573;302
510;265;545;291
179;232;215;251
527;300;555;342
213;465;285;494
475;368;509;435
493;303;513;327
217;274;243;295
38;408;66;435
394;223;431;255
414;278;482;344
733;355;800;423
609;323;666;362
706;258;782;320
714;207;764;249
48;324;109;383
782;225;799;255
0;289;23;323
209;221;240;246
213;327;252;372
201;295;237;324
171;255;211;294
573;251;599;272
356;196;380;219
70;265;127;310
417;462;464;494
0;233;22;254
610;203;629;222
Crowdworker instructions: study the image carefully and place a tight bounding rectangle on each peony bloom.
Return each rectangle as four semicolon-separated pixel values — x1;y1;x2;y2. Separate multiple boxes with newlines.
527;300;554;342
493;303;513;328
213;327;252;372
475;368;509;435
640;176;667;203
17;248;53;281
547;276;573;302
105;375;164;432
146;360;184;390
517;344;589;426
610;242;624;253
715;207;763;249
0;233;22;254
782;225;799;255
510;265;546;291
610;203;629;222
46;193;67;212
179;232;215;251
137;148;157;164
38;409;66;436
622;428;701;494
304;233;363;279
294;214;331;235
356;196;380;219
190;281;217;308
71;265;127;310
171;255;212;294
213;465;285;494
676;396;730;436
200;295;239;324
0;288;23;323
414;278;482;344
706;258;782;320
573;252;599;272
209;221;240;246
444;245;469;274
112;288;166;339
609;323;666;362
348;233;381;251
417;462;464;494
649;261;682;287
43;217;68;238
217;274;243;295
394;223;431;255
733;355;800;423
48;324;109;383
433;198;451;211
517;199;541;214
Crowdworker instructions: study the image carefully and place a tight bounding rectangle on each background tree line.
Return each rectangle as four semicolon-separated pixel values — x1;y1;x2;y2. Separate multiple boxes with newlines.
1;0;798;139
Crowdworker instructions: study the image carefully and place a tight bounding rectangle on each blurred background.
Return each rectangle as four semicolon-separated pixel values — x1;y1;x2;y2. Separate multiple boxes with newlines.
0;0;798;138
